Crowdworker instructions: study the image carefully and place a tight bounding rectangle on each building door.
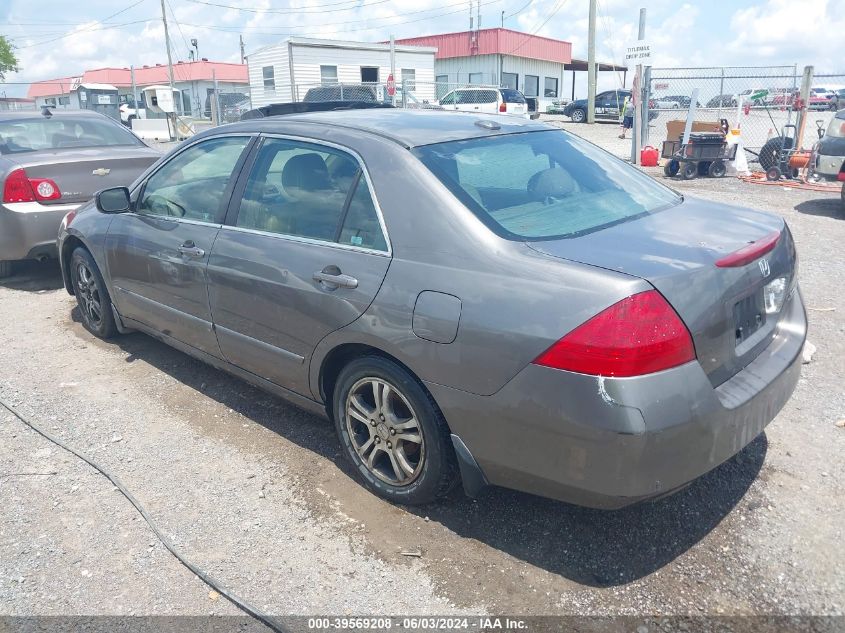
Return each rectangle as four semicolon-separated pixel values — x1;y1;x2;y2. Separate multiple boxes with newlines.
361;67;379;83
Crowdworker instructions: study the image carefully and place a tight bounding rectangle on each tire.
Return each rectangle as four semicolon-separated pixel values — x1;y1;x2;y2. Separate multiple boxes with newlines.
333;356;458;505
681;162;698;180
69;247;117;339
708;160;726;178
663;159;680;177
0;261;12;279
570;108;586;123
766;166;782;181
759;136;794;171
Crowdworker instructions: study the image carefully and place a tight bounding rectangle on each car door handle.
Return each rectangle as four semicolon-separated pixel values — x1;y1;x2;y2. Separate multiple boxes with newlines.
178;241;205;258
313;271;358;289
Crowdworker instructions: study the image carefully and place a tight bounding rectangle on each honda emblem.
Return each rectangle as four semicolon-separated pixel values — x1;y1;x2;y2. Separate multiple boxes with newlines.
758;259;770;277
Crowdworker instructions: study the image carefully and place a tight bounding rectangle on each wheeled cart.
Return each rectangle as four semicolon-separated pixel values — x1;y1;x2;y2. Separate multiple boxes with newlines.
661;132;738;179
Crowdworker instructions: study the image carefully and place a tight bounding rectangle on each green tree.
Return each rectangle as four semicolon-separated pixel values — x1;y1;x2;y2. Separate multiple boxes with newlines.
0;36;20;81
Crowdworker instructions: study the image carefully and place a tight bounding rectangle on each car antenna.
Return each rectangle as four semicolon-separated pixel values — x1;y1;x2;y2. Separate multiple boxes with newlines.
41;106;53;118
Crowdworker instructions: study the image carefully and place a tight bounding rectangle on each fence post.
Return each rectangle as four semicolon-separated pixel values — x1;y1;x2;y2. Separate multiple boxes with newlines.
717;67;724;119
796;65;814;150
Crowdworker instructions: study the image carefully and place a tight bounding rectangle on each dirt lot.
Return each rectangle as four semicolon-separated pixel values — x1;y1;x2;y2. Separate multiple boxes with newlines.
1;122;843;624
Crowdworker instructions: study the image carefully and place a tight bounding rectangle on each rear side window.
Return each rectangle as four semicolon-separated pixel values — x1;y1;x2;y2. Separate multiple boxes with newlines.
236;138;387;251
0;117;143;154
413;130;681;241
500;89;525;104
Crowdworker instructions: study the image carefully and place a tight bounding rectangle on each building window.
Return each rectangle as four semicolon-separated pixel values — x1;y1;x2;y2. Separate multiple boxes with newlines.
524;75;539;97
544;77;559;98
320;65;338;85
262;66;275;92
501;72;518;90
44;98;57;107
401;68;416;92
58;96;70;106
468;72;483;85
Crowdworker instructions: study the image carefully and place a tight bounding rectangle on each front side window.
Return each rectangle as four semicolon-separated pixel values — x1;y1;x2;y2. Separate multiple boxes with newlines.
413;130;681;241
235;138;387;250
262;66;275;92
320;65;338;85
440;91;457;105
524;75;539;97
544;77;558;98
137;136;250;222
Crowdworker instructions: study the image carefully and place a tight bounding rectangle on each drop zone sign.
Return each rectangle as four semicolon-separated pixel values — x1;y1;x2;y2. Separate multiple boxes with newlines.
625;41;653;65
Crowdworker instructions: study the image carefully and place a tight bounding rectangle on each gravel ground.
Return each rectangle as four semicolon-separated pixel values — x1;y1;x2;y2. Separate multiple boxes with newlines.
1;120;843;622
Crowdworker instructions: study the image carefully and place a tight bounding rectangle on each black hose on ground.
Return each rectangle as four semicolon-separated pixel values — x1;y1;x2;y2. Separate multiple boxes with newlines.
0;397;289;633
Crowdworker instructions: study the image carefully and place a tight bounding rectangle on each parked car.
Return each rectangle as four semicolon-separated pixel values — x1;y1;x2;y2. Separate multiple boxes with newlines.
0;109;159;277
706;94;738;108
808;87;837;111
655;95;700;109
813;109;845;213
563;89;657;122
58;109;806;508
437;87;527;116
303;85;379;103
834;88;845;110
222;97;252;123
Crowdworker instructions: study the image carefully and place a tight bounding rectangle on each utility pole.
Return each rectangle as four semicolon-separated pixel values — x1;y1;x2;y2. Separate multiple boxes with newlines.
389;34;396;107
586;0;597;123
160;0;177;137
501;10;504;27
130;65;139;123
631;8;646;164
239;35;245;64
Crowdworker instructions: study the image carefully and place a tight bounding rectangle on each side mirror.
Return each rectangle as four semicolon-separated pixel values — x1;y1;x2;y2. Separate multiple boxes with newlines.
95;187;131;214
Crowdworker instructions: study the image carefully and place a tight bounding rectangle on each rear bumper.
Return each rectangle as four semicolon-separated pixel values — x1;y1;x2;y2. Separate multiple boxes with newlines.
429;288;806;509
0;201;80;261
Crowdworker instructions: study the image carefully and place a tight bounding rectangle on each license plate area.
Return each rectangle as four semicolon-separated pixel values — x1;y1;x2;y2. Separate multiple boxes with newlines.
734;291;767;346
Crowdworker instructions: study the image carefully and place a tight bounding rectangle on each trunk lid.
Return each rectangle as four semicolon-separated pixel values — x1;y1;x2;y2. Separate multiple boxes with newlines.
529;197;797;386
16;146;160;205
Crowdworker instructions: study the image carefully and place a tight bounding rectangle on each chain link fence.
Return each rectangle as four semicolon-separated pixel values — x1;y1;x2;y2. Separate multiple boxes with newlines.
645;66;845;154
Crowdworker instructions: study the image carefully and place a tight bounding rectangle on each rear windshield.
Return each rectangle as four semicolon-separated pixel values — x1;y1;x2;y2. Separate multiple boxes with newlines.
0;117;144;155
413;130;681;240
500;89;526;104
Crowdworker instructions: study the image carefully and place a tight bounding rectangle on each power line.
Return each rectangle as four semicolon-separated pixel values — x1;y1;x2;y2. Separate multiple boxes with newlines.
180;0;506;36
507;0;568;54
504;0;533;19
14;0;149;49
182;0;392;14
16;18;156;49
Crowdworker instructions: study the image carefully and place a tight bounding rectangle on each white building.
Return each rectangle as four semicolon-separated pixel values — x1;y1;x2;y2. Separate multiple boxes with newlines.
246;37;438;107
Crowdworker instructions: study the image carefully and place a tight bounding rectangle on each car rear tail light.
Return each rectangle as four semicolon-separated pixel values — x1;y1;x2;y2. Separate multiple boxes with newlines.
499;102;507;113
837;171;845;182
715;230;781;268
2;168;61;203
532;290;696;377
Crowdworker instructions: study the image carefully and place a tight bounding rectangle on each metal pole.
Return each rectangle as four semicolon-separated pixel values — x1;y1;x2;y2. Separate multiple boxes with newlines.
160;0;177;137
586;0;597;123
390;34;396;107
240;35;245;65
717;67;724;119
631;7;646;164
130;65;139;123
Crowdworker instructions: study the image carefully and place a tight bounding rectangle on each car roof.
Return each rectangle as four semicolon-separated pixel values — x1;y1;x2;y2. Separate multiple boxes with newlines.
219;108;550;148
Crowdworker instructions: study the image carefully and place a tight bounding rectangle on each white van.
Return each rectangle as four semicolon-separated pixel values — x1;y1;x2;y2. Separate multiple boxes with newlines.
437;87;527;116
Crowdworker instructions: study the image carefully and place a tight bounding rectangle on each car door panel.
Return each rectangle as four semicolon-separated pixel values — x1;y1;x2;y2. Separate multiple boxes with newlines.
106;215;221;354
206;136;392;396
208;230;390;395
104;135;253;356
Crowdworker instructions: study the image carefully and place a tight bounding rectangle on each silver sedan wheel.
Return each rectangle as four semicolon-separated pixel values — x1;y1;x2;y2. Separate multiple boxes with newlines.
345;377;425;486
75;262;103;328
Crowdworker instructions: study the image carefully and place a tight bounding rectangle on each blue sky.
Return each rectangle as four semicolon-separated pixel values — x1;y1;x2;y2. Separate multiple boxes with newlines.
1;0;843;97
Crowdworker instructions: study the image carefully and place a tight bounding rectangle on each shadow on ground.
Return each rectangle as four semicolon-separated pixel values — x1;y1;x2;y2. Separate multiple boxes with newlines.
794;196;843;219
70;308;765;587
0;260;64;292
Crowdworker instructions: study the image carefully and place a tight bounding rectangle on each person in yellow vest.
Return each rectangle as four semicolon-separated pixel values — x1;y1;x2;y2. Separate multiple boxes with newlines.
619;97;635;139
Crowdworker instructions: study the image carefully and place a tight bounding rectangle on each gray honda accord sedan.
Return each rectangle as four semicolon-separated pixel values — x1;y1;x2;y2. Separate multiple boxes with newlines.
57;109;806;508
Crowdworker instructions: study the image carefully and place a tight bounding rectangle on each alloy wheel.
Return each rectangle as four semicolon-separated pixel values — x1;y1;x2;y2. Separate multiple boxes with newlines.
345;377;425;486
75;262;103;329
